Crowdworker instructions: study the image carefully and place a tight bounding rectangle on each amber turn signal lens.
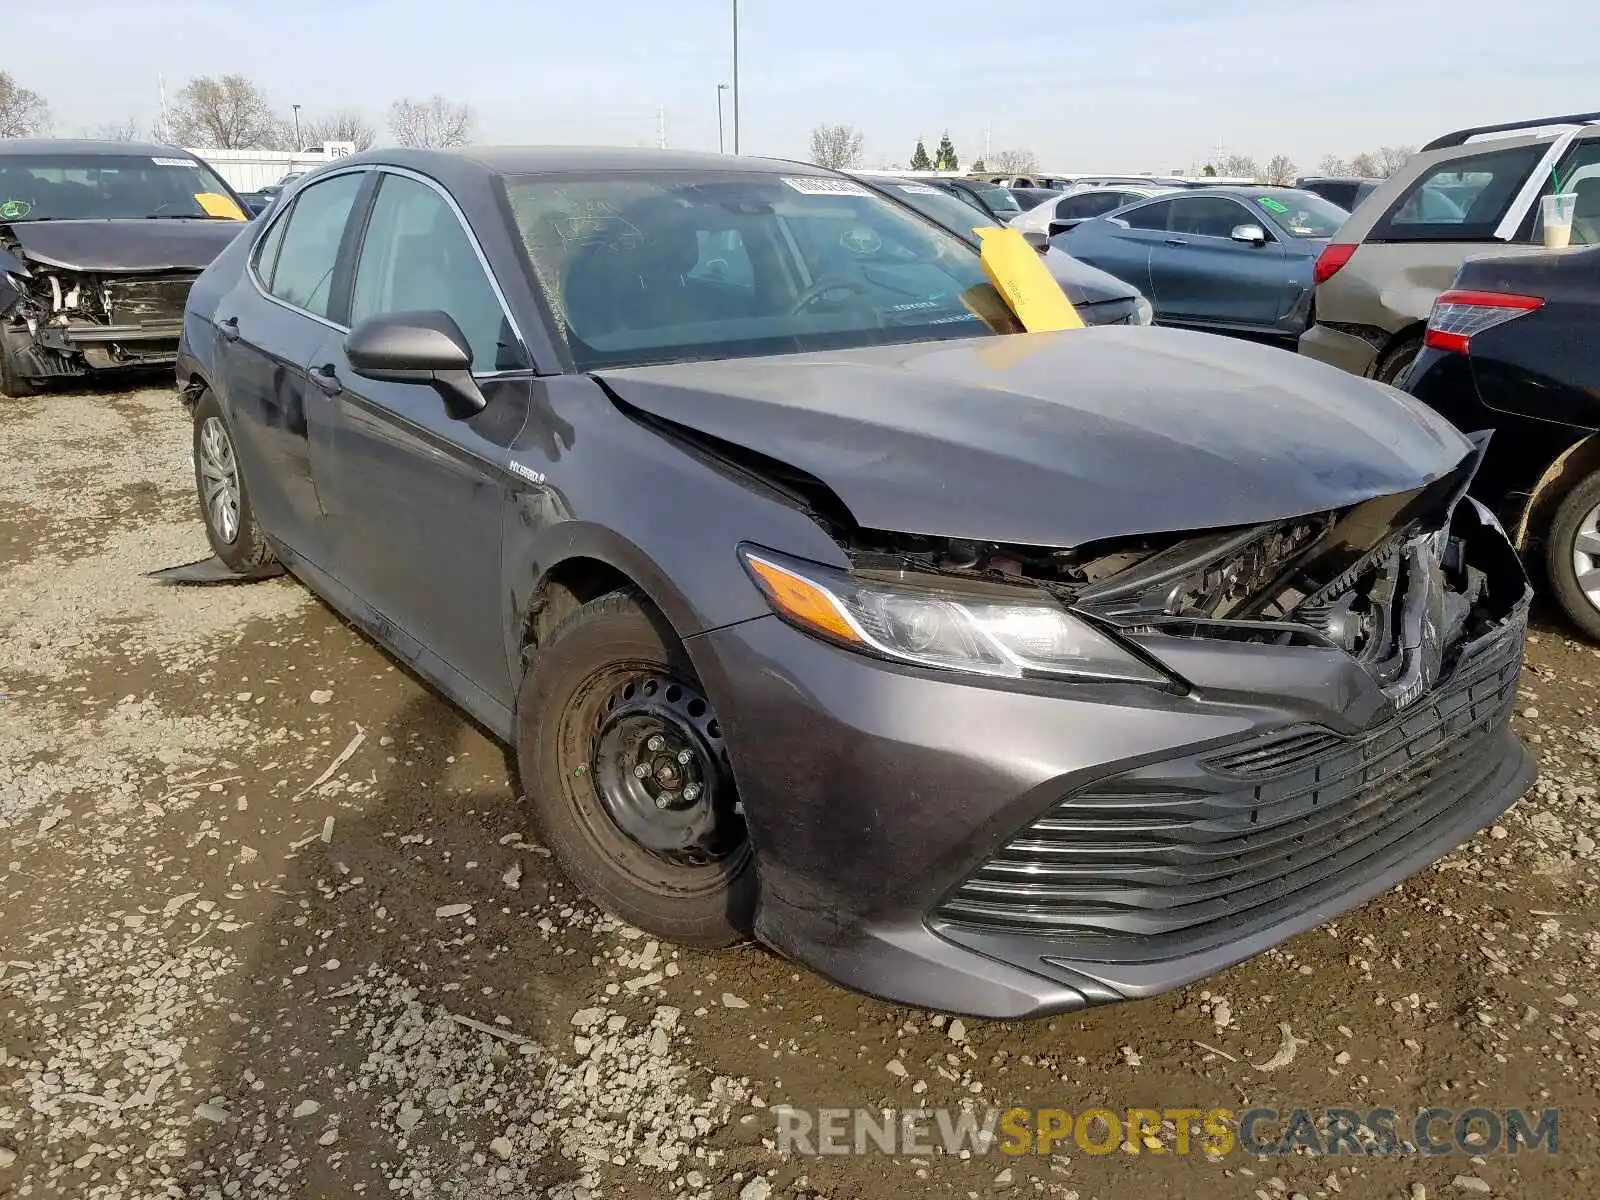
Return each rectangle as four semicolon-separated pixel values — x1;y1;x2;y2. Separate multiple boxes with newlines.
743;554;863;646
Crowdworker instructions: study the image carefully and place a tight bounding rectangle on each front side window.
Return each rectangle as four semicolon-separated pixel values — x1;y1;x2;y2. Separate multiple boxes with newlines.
267;172;365;318
1374;145;1544;241
506;171;1002;369
350;174;521;372
0;152;246;222
1168;195;1253;238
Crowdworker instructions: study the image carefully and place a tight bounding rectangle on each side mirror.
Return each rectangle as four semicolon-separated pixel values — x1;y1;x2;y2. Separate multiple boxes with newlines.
1231;223;1269;245
345;310;486;418
1020;230;1050;253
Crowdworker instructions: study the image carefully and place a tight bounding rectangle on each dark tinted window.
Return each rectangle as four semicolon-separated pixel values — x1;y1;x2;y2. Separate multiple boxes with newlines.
268;172;364;318
1373;144;1544;242
350;174;521;372
1118;199;1175;231
1055;192;1125;220
1169;195;1253;238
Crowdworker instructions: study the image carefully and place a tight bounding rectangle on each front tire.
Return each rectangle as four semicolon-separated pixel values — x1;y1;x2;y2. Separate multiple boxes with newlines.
516;591;756;947
1545;471;1600;642
191;390;276;571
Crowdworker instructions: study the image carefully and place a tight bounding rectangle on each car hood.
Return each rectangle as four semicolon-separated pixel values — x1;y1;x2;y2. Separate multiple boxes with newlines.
2;219;246;273
595;327;1474;547
1042;246;1138;307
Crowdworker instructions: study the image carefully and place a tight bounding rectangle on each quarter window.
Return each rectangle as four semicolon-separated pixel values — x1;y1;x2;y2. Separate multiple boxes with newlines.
252;205;290;289
1372;145;1544;242
266;172;365;318
350;174;522;373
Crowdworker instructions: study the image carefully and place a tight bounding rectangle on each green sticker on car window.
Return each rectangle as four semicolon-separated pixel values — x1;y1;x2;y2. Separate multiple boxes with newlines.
1256;196;1289;215
0;199;31;220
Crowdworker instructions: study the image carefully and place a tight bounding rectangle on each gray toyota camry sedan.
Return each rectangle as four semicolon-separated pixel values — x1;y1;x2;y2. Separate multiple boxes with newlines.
175;147;1535;1019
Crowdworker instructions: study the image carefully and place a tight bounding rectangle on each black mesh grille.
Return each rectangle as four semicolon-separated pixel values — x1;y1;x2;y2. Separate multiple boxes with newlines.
936;629;1523;948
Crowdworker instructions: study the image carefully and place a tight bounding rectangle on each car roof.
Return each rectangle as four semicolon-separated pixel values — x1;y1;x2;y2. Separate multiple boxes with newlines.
0;137;196;157
353;145;834;178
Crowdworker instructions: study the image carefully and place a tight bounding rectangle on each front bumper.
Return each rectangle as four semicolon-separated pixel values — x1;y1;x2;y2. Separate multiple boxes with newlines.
1299;321;1381;377
691;590;1533;1020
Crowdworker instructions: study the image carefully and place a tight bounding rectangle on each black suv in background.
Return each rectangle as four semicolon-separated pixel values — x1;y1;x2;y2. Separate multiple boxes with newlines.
1407;244;1600;639
1295;175;1380;211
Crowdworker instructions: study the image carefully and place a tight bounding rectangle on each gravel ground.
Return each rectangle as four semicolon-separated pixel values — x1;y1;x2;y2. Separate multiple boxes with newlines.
2;384;1599;1200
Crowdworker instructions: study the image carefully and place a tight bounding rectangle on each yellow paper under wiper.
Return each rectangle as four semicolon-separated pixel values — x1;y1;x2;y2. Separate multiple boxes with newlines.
972;225;1084;332
194;192;247;221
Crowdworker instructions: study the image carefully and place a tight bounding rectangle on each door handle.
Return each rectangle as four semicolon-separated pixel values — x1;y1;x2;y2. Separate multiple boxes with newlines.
309;363;343;396
217;316;240;343
1164;237;1188;246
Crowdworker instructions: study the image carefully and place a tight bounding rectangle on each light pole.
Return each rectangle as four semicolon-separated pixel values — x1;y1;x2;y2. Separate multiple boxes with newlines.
731;0;740;154
291;104;302;150
716;84;729;154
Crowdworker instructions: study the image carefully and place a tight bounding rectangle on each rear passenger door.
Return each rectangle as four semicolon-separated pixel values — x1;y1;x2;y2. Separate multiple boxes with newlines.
218;169;369;570
308;169;531;708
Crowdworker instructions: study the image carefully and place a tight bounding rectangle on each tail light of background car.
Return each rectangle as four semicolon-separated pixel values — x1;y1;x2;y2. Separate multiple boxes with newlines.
1312;242;1357;285
1423;290;1545;356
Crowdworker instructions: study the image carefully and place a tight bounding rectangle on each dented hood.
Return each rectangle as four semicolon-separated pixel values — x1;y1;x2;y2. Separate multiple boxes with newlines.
595;327;1475;547
3;219;244;273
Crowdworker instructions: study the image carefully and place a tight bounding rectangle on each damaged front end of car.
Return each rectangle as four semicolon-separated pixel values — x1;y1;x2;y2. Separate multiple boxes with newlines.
1;230;197;387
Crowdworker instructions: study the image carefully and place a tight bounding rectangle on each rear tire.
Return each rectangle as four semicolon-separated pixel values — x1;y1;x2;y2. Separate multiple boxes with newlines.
0;330;37;399
191;390;276;571
1545;471;1600;643
1374;335;1422;387
516;591;756;947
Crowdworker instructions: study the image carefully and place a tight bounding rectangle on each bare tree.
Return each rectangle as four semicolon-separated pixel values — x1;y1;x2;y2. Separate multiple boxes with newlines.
388;96;474;149
0;72;51;138
1376;145;1415;176
1317;154;1352;177
304;109;377;152
95;116;142;142
987;147;1038;175
170;74;287;148
1348;151;1382;179
808;123;864;170
1215;153;1262;181
1265;154;1298;186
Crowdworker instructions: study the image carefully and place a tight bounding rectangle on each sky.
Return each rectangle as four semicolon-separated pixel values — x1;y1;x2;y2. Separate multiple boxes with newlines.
10;0;1595;173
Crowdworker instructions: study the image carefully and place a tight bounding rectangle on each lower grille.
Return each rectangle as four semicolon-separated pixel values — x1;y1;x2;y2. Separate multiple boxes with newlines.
106;275;195;324
936;626;1523;952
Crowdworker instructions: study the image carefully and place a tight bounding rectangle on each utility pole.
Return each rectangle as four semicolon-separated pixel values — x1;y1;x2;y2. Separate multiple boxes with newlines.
292;104;302;150
157;74;171;144
716;84;729;154
731;0;740;154
985;124;992;162
657;105;667;150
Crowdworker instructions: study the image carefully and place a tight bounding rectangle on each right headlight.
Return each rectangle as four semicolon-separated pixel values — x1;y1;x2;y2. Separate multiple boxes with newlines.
739;547;1171;686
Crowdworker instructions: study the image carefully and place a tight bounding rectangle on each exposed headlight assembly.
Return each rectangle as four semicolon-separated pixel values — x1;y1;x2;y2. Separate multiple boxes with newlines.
740;547;1171;685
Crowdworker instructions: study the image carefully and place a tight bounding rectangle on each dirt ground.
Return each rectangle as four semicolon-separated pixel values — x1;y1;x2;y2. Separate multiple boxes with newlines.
2;384;1599;1200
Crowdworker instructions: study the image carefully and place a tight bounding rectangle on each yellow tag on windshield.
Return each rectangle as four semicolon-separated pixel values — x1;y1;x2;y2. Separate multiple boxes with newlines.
973;225;1084;331
195;192;247;221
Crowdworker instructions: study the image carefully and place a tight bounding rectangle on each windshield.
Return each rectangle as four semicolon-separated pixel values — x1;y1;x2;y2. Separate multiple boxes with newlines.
0;153;245;222
970;183;1021;216
872;179;1003;241
505;171;1003;370
1251;190;1348;238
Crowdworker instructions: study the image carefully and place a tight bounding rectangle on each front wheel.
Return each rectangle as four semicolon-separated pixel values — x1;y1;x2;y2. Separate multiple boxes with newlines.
191;390;276;571
516;591;756;946
1545;471;1600;642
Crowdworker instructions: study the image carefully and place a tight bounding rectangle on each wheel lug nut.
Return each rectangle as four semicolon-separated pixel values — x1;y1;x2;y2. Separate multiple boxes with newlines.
681;783;701;802
655;793;673;809
646;735;665;752
676;749;692;765
633;763;651;779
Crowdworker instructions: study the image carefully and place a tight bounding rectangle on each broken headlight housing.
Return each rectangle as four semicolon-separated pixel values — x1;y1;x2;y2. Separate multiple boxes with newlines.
739;546;1171;685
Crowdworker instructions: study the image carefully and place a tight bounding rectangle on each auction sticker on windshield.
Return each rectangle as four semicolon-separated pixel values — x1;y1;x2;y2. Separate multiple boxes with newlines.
1256;196;1291;215
152;157;199;168
782;177;872;197
0;199;31;219
895;183;944;196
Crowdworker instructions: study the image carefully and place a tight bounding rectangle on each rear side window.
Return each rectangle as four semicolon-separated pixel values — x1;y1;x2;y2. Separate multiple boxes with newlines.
266;172;365;318
1118;199;1174;231
1371;145;1544;242
1055;192;1124;221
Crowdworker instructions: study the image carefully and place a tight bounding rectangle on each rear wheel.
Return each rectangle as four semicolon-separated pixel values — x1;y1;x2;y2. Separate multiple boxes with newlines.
1374;335;1422;387
517;591;755;946
0;330;37;399
191;390;276;571
1545;471;1600;642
